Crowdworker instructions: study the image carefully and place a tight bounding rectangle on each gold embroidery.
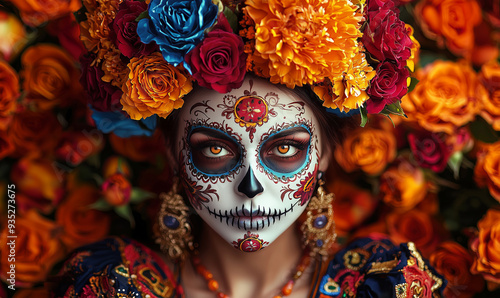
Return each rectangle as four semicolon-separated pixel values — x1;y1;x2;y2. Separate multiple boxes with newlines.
367;259;399;274
343;248;370;270
395;283;408;298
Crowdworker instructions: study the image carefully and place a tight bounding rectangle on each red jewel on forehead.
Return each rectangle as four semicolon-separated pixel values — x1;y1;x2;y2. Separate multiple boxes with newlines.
234;95;269;127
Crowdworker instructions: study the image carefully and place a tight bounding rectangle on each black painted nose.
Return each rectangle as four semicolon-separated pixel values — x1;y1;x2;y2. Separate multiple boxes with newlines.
237;168;264;198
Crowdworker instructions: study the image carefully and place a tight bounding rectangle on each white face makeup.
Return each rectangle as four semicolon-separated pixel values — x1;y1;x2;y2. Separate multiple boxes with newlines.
176;76;324;252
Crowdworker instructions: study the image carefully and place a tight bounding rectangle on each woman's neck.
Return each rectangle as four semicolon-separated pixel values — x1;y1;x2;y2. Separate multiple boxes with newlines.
182;223;313;298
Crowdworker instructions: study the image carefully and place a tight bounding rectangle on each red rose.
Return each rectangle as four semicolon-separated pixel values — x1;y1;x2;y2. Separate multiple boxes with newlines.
102;173;132;206
366;61;409;113
363;6;413;63
185;14;247;93
111;0;158;58
408;130;451;173
79;53;123;112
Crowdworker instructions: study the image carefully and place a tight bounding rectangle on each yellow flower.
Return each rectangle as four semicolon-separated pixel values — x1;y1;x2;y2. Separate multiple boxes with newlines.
313;46;374;112
244;0;364;88
406;24;420;72
121;53;193;120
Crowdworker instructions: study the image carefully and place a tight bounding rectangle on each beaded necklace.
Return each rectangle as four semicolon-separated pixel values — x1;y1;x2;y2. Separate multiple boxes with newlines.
191;250;312;298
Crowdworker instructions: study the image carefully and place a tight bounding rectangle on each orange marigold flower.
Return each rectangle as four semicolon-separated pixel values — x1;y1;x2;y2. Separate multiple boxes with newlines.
406;24;420;72
314;46;375;112
402;60;485;134
244;0;364;88
121;53;193;120
479;60;500;131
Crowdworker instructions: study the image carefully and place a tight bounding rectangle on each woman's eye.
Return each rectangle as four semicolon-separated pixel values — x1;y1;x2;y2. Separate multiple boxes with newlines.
202;145;230;157
271;144;298;157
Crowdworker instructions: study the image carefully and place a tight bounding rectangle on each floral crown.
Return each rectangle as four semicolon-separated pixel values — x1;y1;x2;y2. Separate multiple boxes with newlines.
78;0;417;136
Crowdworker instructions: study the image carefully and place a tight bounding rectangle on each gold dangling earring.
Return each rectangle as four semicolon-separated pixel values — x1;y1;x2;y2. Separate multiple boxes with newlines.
300;175;336;261
156;177;194;263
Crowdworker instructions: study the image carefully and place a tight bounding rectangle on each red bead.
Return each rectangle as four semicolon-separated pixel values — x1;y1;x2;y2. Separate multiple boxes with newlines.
217;293;229;298
281;280;294;296
208;279;219;291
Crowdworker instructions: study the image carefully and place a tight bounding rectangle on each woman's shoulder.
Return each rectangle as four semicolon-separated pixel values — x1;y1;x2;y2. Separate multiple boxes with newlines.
313;236;447;298
51;237;180;298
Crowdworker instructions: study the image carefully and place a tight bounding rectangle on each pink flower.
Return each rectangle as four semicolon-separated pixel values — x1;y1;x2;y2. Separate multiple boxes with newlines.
185;14;247;93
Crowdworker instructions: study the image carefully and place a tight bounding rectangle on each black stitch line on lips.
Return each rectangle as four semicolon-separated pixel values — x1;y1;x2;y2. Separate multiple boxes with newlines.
202;200;300;230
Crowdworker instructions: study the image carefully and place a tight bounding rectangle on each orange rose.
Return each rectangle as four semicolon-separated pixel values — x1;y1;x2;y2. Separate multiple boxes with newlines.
7;0;81;27
415;0;482;56
402;60;485;134
334;127;396;175
120;52;192;120
0;59;19;130
430;242;484;298
21;44;82;111
474;142;500;202
328;178;378;233
103;156;132;179
386;209;444;257
380;157;435;211
0;11;27;62
0;210;65;286
7;110;62;157
102;173;132;206
471;209;500;284
56;185;111;250
109;129;166;162
479;60;500;131
10;157;65;213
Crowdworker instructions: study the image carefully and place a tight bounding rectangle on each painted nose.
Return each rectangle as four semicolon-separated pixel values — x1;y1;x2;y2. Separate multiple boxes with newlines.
238;168;264;198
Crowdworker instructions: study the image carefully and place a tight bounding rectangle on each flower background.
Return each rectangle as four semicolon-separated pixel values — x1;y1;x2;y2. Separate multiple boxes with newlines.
0;0;499;297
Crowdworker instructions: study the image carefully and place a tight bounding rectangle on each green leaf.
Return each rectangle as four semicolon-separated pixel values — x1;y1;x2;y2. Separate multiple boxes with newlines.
89;199;112;211
469;117;499;143
448;151;463;180
359;106;368;127
380;101;406;117
115;205;135;227
135;10;149;22
223;7;239;34
130;188;156;203
407;77;419;93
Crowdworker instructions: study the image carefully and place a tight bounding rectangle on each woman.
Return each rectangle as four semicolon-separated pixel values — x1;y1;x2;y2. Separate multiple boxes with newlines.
52;0;446;297
52;75;445;298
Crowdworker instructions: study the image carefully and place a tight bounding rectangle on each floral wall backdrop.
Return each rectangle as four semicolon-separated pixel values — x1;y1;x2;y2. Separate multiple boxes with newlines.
0;0;499;297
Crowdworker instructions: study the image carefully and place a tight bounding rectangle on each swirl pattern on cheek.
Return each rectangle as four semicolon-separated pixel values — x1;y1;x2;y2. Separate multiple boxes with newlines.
280;163;319;206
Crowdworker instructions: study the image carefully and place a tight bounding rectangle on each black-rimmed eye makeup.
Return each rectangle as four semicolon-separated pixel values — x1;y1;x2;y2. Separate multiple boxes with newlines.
188;127;242;175
259;126;311;175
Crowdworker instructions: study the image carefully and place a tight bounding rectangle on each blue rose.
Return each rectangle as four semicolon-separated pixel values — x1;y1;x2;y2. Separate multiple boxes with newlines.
90;107;158;137
137;0;218;70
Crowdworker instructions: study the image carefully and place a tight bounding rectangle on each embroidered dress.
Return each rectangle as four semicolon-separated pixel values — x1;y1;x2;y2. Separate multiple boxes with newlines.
53;237;445;297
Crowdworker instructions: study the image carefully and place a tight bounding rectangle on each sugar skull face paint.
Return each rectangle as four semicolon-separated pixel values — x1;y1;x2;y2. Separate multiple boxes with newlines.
176;76;324;252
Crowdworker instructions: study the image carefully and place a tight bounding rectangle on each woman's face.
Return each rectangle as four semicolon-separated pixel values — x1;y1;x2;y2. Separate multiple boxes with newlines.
176;76;325;252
